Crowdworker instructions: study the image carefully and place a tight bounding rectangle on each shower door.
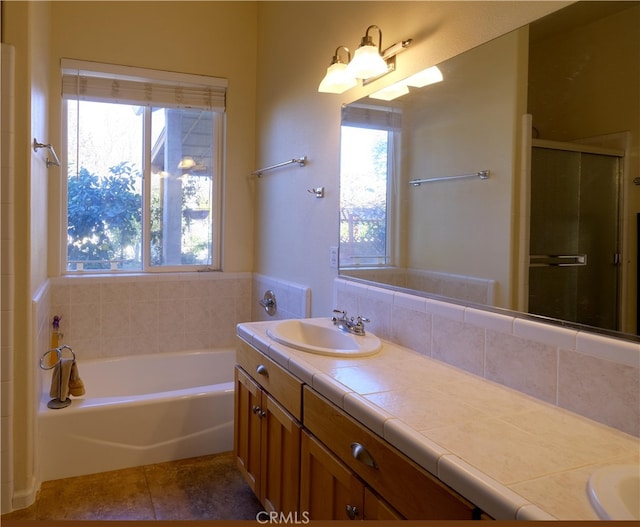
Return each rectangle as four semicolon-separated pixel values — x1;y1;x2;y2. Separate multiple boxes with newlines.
529;145;621;330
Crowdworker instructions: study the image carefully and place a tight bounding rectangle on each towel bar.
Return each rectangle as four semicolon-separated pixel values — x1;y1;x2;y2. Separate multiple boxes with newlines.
409;170;490;186
252;156;307;177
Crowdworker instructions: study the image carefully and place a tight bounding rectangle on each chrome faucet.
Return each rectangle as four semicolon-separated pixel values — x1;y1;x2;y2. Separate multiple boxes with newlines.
331;310;370;336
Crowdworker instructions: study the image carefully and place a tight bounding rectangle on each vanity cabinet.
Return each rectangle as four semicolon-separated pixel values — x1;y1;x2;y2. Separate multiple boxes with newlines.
234;342;303;514
235;338;488;521
303;387;481;520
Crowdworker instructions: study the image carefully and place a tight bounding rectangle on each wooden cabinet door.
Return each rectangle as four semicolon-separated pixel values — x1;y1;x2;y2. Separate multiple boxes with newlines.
363;488;404;520
300;430;364;521
234;367;262;495
260;393;301;514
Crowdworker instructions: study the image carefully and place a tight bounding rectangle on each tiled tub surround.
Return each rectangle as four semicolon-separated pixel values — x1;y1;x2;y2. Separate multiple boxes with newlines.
335;278;640;437
251;273;311;321
237;320;640;520
48;272;252;360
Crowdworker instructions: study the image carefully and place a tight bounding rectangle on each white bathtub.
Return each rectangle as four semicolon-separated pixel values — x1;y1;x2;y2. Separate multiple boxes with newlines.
38;349;235;481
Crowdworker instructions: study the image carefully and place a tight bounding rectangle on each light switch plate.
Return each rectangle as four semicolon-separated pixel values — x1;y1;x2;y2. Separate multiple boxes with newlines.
329;246;338;268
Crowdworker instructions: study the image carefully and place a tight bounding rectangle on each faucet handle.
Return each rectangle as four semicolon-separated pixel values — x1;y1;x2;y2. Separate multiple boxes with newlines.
356;315;370;324
332;309;347;320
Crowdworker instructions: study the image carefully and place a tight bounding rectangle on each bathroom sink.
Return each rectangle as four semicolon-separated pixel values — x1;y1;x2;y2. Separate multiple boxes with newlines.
587;464;640;520
267;318;382;357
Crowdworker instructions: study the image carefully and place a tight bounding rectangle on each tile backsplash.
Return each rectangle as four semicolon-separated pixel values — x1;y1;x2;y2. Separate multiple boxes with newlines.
335;278;640;437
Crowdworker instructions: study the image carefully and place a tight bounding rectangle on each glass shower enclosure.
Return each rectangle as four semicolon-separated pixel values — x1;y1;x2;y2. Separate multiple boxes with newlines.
528;142;623;331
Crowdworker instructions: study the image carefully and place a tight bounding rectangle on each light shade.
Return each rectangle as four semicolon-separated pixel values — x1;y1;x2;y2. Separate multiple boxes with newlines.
346;44;388;79
369;82;409;101
318;62;358;94
405;66;443;87
346;25;389;80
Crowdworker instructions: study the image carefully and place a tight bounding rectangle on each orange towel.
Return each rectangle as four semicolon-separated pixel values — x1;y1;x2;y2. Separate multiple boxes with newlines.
69;361;85;397
49;359;85;399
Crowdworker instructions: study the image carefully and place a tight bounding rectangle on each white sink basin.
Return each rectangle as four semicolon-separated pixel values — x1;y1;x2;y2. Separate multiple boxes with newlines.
588;464;640;520
267;318;382;357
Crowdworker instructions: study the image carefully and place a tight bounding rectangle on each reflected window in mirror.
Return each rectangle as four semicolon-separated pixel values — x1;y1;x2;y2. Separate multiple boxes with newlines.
339;104;401;268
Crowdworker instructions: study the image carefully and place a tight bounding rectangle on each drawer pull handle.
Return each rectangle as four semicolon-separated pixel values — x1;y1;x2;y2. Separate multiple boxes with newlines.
256;364;269;377
351;442;377;469
345;505;359;520
251;405;267;418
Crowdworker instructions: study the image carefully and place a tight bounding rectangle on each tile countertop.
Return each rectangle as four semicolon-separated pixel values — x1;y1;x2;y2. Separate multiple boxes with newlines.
236;319;640;521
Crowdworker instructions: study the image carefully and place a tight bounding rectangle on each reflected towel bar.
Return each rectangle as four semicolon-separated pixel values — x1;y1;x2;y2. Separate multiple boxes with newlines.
530;254;588;267
410;170;489;186
252;156;307;177
33;138;61;168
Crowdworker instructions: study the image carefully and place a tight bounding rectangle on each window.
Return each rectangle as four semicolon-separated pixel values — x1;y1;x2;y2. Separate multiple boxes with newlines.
339;104;400;267
62;60;226;272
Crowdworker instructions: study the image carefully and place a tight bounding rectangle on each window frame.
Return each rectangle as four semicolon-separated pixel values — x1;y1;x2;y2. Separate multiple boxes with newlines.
60;60;227;274
339;121;400;269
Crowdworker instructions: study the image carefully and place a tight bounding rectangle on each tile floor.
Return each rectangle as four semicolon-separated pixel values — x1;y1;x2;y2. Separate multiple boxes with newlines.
1;452;263;521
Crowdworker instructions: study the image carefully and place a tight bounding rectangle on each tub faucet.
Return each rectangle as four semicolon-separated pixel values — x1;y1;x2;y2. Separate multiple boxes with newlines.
331;310;370;336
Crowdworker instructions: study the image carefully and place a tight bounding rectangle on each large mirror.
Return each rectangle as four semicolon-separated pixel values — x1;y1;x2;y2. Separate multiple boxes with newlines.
339;1;639;340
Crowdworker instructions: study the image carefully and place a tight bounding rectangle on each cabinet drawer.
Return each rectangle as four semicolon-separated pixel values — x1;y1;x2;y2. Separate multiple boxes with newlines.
237;340;303;420
303;387;477;520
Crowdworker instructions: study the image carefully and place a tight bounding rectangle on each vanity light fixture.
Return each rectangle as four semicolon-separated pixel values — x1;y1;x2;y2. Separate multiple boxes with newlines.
318;46;358;94
318;25;412;93
346;25;389;79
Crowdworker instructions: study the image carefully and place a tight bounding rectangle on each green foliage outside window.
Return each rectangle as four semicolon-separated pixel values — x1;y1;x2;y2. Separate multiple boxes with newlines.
67;162;142;269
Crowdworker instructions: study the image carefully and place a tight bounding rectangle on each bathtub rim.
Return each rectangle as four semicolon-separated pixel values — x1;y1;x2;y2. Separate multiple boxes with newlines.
38;347;236;415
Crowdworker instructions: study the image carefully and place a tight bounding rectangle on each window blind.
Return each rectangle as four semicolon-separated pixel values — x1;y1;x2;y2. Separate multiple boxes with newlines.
61;59;227;111
341;104;401;131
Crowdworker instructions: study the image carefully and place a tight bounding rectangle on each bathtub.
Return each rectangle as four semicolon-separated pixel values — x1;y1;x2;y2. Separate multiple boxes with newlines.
38;349;235;481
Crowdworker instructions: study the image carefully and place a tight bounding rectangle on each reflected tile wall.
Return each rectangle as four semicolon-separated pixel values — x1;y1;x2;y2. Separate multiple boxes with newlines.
343;268;496;305
335;278;640;437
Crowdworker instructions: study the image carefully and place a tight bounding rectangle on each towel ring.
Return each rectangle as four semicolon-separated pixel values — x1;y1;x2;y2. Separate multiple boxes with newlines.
40;345;76;370
41;345;76;409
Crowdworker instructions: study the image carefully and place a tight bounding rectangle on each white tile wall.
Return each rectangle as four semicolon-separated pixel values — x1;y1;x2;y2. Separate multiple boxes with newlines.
335;278;640;437
1;43;15;515
252;273;311;321
48;272;252;360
